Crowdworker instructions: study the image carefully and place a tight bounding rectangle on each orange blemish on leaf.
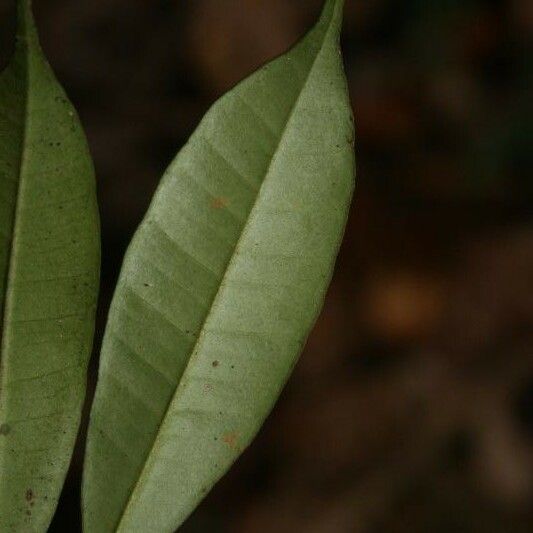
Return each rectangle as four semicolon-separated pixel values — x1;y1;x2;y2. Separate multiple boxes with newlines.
222;431;239;450
210;197;228;209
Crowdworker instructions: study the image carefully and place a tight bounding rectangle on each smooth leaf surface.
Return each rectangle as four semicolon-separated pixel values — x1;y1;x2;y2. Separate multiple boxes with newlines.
83;0;354;530
0;1;100;530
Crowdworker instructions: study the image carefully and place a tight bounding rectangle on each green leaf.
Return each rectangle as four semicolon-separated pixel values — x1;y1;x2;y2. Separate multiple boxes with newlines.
0;1;100;530
83;0;354;530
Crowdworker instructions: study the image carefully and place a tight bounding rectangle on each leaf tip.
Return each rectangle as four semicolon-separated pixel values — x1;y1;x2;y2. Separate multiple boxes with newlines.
16;0;39;46
315;0;346;42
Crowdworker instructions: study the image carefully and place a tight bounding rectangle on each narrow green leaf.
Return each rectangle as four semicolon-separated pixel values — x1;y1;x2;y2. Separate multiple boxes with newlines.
0;1;100;530
83;0;353;530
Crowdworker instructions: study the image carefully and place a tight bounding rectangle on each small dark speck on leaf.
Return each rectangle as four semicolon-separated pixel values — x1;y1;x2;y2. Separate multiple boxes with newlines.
0;423;11;435
25;489;34;502
212;360;219;368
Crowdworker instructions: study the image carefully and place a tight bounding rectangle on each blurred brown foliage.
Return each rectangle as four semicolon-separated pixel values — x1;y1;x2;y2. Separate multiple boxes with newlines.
1;0;532;531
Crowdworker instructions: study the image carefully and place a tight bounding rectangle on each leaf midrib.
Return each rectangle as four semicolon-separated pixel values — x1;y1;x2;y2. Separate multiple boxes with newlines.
0;37;31;413
113;15;337;531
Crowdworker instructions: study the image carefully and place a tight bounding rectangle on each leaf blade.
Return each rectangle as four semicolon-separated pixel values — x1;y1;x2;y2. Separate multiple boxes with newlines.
0;1;100;530
83;0;353;530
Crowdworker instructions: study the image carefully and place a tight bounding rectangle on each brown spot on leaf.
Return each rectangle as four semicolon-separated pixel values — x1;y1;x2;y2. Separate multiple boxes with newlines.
25;489;34;502
222;431;239;450
210;197;228;209
212;360;219;368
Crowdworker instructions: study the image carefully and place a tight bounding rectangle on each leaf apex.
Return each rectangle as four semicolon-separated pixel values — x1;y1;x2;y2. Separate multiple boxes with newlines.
16;0;39;46
317;0;346;37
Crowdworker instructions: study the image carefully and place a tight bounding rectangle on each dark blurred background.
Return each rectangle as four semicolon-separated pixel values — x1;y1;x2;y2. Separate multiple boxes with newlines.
1;0;532;531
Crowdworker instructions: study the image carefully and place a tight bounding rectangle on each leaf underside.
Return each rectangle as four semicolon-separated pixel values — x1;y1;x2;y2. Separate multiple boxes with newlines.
83;0;354;531
0;2;100;531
